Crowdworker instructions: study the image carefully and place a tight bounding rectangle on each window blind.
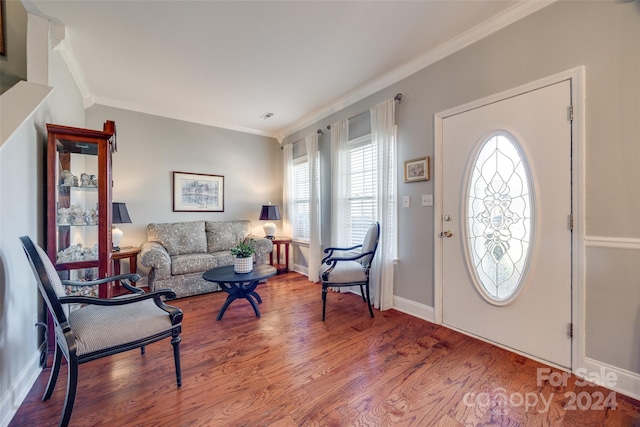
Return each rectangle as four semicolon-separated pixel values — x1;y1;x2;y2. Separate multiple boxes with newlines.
347;136;376;245
293;157;310;241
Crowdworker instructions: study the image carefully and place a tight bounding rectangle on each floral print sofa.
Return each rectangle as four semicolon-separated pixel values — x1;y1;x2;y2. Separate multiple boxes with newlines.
140;220;272;298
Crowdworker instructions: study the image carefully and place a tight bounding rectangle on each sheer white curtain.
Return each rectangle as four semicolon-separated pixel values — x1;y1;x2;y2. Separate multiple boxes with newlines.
369;98;398;311
330;119;349;248
282;143;294;261
305;132;321;282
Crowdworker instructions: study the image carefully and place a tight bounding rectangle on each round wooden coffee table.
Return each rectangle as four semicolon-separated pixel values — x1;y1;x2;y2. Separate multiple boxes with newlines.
202;264;277;320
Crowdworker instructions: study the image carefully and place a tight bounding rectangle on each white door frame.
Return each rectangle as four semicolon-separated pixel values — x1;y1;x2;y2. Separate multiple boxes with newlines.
433;66;586;373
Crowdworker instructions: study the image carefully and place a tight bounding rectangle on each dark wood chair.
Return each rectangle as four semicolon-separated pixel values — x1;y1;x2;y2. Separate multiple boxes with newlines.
19;236;183;427
319;222;380;320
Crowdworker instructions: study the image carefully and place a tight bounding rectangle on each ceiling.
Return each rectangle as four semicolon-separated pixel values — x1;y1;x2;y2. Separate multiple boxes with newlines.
25;0;549;140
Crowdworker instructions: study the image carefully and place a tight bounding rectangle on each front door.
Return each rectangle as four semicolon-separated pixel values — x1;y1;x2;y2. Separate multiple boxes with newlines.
441;80;572;368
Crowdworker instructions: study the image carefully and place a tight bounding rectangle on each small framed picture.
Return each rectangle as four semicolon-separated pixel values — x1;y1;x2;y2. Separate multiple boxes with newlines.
404;157;430;182
173;171;224;212
0;0;5;56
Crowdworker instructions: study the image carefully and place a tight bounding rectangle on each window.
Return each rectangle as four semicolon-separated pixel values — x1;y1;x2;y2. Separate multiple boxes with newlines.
466;132;533;303
346;134;376;246
292;156;310;242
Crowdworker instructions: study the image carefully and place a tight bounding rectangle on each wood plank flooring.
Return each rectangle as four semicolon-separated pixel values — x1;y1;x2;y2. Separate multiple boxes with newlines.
10;272;640;426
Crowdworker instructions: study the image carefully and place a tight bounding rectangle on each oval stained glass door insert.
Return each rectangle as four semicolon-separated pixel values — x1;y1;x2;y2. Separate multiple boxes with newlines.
465;132;534;304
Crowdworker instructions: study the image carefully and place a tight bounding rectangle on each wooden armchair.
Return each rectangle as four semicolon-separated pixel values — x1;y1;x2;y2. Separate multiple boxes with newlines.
319;222;380;320
19;236;183;427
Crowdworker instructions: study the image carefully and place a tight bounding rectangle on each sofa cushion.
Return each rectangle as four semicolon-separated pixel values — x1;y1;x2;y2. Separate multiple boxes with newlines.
148;221;207;256
171;253;218;276
212;250;235;266
205;220;251;252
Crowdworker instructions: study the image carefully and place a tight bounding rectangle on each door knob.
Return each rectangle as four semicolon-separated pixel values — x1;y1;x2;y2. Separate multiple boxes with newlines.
441;230;453;238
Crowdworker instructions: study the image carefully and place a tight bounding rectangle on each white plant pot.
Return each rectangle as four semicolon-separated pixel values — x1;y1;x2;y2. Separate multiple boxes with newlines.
234;256;253;274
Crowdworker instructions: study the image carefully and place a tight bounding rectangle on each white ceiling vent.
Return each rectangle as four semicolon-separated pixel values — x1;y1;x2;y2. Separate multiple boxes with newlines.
260;112;275;120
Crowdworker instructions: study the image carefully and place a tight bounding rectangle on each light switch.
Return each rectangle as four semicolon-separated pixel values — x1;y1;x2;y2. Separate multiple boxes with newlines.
422;194;433;206
403;196;411;208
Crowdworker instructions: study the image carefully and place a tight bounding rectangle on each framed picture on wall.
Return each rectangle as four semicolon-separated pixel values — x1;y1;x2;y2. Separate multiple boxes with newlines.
173;171;224;212
404;157;430;182
0;0;5;56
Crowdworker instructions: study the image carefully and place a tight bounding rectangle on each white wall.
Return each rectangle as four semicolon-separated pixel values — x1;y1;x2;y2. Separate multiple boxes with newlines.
0;14;85;426
85;104;282;275
0;0;28;94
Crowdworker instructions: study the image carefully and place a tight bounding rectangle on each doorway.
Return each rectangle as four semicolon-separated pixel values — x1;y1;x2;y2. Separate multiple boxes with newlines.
434;69;585;370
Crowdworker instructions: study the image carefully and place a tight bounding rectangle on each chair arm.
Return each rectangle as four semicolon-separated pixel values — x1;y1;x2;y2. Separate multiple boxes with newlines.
323;244;362;254
62;273;144;295
153;296;183;324
59;289;177;306
62;273;140;287
320;245;363;265
246;235;273;264
323;250;375;265
322;244;362;264
140;241;171;280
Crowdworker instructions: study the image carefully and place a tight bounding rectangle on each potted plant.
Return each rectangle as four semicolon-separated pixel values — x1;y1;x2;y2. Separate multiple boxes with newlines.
230;239;256;273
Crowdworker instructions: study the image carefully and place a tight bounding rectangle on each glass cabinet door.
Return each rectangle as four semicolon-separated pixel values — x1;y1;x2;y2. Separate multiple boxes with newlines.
55;140;100;281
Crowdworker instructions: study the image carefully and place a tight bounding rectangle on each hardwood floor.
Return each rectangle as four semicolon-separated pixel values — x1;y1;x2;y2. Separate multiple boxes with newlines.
10;272;640;426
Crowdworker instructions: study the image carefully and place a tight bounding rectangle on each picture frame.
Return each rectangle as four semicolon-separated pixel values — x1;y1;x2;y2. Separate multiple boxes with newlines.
0;0;5;56
173;171;224;212
404;157;430;182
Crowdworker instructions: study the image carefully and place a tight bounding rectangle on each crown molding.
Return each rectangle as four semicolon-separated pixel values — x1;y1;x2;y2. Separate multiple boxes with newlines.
54;38;92;101
90;96;277;138
48;21;65;50
277;0;555;140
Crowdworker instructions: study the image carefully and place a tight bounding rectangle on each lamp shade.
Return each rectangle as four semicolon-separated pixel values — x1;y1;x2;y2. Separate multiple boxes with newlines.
259;204;281;221
112;202;132;224
259;204;280;239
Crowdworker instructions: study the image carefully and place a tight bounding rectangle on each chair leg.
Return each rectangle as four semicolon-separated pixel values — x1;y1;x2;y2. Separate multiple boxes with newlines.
60;356;79;427
322;284;328;321
141;346;145;355
359;284;366;301
365;282;374;318
172;335;182;387
43;342;63;401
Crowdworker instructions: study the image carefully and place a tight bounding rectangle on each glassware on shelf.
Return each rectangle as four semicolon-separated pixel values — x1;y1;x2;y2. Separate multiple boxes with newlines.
56;243;99;264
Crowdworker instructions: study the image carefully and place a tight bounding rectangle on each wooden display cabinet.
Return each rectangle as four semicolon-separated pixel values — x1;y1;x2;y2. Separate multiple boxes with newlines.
46;121;117;298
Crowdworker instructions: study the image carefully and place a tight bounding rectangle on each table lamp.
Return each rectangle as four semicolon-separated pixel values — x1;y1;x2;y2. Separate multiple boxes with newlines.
112;202;132;251
259;203;280;239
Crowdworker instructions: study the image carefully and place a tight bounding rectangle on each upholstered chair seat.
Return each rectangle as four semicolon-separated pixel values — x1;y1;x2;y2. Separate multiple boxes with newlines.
319;261;368;284
68;299;176;357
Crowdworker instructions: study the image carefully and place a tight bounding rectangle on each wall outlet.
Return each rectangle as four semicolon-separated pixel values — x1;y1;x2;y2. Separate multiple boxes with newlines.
403;196;411;208
422;194;433;206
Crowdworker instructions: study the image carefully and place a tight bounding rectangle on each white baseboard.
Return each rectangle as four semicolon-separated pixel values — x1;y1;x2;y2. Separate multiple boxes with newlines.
391;296;436;323
0;348;43;427
583;357;640;401
291;263;309;277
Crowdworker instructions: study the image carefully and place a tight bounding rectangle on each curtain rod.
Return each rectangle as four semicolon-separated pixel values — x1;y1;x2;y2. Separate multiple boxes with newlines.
285;128;324;149
326;93;402;130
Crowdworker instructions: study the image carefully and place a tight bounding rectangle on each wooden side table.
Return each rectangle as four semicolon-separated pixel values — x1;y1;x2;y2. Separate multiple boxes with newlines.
112;246;141;291
269;237;291;275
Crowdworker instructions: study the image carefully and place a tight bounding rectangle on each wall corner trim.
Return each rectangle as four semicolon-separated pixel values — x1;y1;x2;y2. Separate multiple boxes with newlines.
392;296;436;323
0;350;43;427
